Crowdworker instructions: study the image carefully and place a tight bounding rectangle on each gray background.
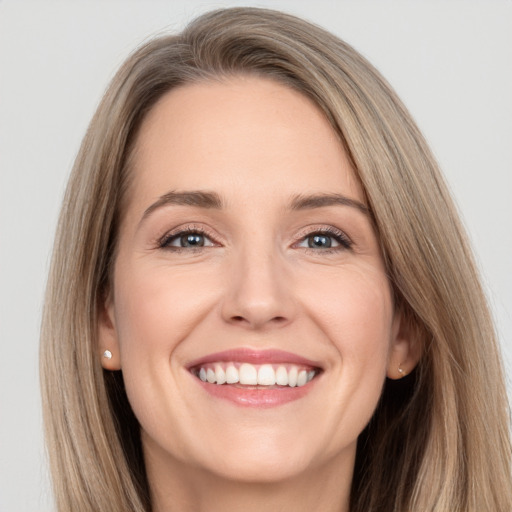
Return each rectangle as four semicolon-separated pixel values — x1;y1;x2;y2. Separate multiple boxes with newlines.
1;1;511;510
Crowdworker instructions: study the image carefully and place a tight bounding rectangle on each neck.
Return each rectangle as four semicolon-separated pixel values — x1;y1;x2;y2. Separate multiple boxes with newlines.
146;447;354;512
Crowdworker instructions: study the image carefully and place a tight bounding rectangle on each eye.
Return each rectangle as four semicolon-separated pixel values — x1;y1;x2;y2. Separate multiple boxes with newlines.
295;228;352;251
159;229;216;250
306;234;337;249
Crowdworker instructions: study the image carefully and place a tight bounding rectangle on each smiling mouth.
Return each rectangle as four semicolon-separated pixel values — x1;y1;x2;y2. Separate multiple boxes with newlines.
187;349;323;406
190;362;319;388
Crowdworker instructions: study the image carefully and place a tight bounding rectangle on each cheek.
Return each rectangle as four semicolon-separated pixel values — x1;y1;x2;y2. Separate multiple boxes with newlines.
110;263;224;447
300;267;393;409
334;285;392;364
111;262;223;416
302;265;394;355
113;263;220;353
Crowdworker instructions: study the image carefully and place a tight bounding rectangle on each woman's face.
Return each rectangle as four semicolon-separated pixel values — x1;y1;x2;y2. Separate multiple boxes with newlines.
100;76;412;484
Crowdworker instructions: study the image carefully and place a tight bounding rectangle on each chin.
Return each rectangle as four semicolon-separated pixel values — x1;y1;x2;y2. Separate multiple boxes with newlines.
187;426;330;484
201;452;311;484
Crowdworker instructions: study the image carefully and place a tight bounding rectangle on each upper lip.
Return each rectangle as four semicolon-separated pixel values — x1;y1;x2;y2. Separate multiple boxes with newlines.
186;348;323;370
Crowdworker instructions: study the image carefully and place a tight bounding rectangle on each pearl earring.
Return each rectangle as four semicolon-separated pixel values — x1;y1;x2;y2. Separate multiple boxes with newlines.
103;350;112;360
398;365;406;377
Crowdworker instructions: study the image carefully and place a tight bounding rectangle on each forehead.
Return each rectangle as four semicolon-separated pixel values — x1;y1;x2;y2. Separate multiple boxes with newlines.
128;75;363;212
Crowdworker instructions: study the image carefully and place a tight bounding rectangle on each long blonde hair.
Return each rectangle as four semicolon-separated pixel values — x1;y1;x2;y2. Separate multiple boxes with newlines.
40;7;511;511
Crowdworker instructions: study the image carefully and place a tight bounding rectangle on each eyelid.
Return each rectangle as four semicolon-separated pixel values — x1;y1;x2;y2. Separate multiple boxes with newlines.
157;223;220;250
292;225;353;251
154;223;352;252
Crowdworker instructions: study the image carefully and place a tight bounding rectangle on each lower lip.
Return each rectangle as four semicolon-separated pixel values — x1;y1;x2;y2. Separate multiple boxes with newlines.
194;378;318;407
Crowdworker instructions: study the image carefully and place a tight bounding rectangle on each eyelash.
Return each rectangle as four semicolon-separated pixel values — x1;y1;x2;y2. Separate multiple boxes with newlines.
293;226;353;253
158;225;217;252
157;226;352;253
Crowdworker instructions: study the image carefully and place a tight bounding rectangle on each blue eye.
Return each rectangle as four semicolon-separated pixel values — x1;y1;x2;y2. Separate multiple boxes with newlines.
297;229;352;251
177;233;206;247
308;234;336;249
160;230;215;249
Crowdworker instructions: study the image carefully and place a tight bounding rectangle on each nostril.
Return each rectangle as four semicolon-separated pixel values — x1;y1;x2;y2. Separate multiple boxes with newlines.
229;315;288;326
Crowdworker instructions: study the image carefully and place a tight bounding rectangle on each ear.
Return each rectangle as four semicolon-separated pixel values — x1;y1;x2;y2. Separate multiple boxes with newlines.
97;291;122;371
387;307;422;380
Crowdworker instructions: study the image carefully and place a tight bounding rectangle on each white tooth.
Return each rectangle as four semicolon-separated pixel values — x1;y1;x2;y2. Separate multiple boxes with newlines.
199;367;207;382
215;364;226;385
307;370;315;382
297;370;307;387
257;364;276;386
275;366;288;386
225;364;239;384
288;367;298;387
239;363;258;385
206;368;216;384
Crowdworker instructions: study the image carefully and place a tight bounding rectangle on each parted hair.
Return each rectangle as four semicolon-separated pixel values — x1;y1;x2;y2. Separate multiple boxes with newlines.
40;7;511;511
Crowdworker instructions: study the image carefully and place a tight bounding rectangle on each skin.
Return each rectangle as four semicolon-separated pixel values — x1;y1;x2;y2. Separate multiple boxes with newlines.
99;76;417;512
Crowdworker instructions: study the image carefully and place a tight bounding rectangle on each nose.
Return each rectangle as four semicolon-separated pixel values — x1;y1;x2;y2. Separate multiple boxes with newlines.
220;247;295;330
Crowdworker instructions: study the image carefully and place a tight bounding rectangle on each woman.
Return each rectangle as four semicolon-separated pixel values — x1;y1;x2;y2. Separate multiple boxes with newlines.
40;7;512;512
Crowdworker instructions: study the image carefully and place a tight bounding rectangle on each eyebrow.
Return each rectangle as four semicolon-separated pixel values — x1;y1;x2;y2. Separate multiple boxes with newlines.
289;193;369;215
140;189;369;225
141;190;223;220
